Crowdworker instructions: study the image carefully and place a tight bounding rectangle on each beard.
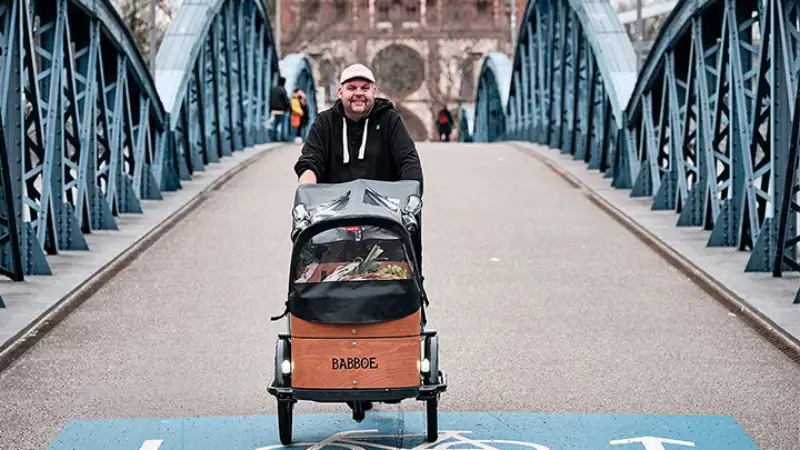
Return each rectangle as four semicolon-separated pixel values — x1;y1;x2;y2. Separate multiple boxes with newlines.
345;98;372;117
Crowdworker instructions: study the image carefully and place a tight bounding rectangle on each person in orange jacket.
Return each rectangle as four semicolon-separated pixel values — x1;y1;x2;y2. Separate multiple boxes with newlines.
290;89;307;143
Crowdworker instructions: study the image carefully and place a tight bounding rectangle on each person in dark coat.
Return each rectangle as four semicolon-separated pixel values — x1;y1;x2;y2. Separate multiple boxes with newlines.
269;76;290;141
436;107;453;141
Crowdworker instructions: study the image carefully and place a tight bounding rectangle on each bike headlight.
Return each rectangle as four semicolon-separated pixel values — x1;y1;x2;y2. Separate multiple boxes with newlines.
420;358;430;373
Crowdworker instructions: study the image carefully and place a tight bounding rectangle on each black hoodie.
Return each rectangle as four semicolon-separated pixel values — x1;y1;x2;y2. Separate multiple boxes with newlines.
293;98;424;194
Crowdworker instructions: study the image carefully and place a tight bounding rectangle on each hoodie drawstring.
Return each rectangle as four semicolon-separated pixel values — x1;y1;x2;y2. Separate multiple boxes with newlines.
342;117;369;164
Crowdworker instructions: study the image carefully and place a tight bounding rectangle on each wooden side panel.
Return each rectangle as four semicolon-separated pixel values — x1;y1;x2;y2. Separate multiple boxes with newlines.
290;309;420;338
291;336;421;389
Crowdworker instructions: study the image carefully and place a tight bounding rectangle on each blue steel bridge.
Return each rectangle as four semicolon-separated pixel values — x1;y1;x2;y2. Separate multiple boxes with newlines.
0;0;317;285
2;1;800;449
464;0;800;301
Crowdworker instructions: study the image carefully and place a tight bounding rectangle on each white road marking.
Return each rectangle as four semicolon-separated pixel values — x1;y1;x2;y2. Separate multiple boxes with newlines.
140;440;163;450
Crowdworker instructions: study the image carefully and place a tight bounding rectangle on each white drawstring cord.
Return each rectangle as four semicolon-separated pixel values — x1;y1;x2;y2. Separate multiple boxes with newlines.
342;117;369;164
342;118;349;164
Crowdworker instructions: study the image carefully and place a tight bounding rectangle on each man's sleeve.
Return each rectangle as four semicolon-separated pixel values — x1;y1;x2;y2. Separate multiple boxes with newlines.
294;117;327;180
388;112;424;194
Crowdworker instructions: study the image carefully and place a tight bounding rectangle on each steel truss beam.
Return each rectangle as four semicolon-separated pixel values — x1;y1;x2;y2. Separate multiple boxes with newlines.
0;0;316;297
155;1;316;175
156;0;279;175
482;0;800;303
624;0;800;302
0;0;175;284
471;53;512;143
468;0;637;170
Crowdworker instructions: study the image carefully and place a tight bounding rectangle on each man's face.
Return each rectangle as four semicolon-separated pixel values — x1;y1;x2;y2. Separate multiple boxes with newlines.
338;79;376;118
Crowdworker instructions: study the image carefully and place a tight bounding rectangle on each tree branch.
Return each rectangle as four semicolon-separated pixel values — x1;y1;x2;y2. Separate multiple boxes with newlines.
281;0;348;54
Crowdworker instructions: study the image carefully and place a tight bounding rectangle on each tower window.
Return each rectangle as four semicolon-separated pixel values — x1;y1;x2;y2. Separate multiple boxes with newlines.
378;0;390;20
334;0;347;20
406;1;417;17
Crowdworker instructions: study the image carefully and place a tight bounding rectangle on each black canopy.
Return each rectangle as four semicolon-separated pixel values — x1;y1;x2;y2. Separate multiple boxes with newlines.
280;179;425;325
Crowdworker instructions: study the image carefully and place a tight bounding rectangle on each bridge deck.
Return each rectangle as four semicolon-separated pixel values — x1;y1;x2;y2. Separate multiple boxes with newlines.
1;143;799;449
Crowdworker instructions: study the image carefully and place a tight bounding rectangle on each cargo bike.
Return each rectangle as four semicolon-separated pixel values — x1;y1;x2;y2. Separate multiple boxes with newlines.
267;179;447;445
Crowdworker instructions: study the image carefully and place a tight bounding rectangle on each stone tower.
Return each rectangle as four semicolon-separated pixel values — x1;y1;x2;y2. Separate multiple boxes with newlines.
277;0;524;140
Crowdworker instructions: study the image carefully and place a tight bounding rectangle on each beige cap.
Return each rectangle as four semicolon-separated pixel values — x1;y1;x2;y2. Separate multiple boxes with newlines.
340;63;376;84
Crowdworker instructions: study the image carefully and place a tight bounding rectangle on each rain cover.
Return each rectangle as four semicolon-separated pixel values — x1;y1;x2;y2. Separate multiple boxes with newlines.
294;227;413;284
293;179;421;228
289;224;421;324
288;180;423;324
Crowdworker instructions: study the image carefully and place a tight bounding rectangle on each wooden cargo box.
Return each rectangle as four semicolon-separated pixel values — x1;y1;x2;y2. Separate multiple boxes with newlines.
289;310;422;390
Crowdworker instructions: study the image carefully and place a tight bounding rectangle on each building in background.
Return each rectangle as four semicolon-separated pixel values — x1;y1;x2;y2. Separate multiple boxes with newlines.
111;0;668;141
276;0;525;141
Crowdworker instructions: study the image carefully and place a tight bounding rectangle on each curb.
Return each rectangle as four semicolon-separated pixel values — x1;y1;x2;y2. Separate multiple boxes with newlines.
512;142;800;364
0;144;287;374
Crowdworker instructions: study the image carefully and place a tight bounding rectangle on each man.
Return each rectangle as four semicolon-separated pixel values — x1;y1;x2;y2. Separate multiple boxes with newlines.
293;64;424;415
269;77;290;141
293;63;423;193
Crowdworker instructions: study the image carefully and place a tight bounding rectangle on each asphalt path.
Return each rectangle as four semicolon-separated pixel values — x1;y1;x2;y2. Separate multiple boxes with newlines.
1;142;799;449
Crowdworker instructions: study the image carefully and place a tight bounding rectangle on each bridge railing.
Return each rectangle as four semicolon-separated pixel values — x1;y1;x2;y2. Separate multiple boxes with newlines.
622;0;800;294
466;0;637;162
0;0;173;281
0;0;318;303
156;0;274;179
471;0;800;303
471;53;512;143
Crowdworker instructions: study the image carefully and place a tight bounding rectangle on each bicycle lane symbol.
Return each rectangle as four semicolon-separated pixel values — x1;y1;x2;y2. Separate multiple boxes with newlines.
139;433;698;450
253;429;552;450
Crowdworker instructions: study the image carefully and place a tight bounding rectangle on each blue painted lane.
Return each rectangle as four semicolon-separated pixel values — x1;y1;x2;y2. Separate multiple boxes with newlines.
47;412;759;450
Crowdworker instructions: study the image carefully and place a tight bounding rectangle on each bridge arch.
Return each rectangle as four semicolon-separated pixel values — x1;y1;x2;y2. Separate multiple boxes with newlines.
619;0;800;279
279;53;318;139
459;105;475;142
470;0;637;158
0;0;315;288
471;52;512;143
0;0;174;278
155;0;283;179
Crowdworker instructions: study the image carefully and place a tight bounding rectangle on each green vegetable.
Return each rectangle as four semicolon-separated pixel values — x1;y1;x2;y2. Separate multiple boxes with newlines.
378;265;408;278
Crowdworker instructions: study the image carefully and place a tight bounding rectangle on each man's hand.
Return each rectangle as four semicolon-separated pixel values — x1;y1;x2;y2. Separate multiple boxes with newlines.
299;170;317;185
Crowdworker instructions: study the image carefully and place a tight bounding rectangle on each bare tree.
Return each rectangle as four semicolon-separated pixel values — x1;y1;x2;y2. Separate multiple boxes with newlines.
112;0;176;61
311;49;354;108
281;0;351;54
613;0;669;62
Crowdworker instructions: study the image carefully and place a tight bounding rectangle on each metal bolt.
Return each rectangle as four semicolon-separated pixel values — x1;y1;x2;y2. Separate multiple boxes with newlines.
353;380;357;385
352;341;357;347
351;329;357;334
